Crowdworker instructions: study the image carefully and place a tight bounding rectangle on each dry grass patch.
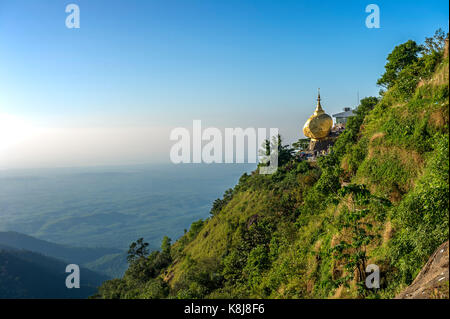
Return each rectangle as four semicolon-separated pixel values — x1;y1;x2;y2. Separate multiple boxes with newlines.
367;145;424;178
382;220;393;245
429;108;449;129
369;132;386;143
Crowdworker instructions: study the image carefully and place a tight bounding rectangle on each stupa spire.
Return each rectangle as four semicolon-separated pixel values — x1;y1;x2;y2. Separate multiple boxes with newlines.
314;88;324;115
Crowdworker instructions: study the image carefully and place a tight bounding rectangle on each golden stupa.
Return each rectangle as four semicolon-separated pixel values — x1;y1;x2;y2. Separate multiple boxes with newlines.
303;89;333;140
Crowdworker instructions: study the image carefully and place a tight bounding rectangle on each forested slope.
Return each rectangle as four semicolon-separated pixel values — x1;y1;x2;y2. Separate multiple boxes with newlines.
95;32;449;299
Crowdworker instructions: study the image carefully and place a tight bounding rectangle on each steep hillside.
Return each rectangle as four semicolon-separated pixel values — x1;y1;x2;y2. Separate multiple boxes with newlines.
0;246;108;298
95;33;449;299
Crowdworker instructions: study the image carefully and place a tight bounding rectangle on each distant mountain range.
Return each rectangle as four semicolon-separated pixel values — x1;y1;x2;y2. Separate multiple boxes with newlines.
0;231;120;264
0;245;108;298
0;231;128;298
0;231;128;278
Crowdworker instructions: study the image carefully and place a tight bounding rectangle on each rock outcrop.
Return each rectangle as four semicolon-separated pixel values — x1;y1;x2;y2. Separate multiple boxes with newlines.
396;241;449;299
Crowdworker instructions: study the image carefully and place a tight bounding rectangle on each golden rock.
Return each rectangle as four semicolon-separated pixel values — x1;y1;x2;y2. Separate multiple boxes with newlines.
303;90;333;140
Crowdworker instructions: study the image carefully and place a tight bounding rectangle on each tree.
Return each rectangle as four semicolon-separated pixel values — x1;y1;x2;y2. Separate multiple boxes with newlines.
330;184;390;296
243;245;270;289
127;238;149;263
259;139;273;170
210;188;234;216
161;236;171;256
276;135;295;166
292;138;310;151
258;134;294;170
422;28;449;55
377;40;422;90
187;219;204;241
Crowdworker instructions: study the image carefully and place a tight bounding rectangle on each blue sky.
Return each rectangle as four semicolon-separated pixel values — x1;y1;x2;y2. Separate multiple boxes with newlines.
0;0;448;168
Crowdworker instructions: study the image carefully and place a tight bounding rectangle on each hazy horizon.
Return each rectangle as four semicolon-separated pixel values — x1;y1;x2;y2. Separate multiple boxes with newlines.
0;163;256;249
1;0;448;169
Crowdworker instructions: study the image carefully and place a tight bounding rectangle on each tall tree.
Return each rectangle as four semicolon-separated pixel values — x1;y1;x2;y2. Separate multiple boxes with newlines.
127;238;149;263
422;28;449;54
377;40;422;89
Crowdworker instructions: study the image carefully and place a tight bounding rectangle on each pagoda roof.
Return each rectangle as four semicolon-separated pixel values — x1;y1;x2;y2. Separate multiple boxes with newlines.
332;109;355;118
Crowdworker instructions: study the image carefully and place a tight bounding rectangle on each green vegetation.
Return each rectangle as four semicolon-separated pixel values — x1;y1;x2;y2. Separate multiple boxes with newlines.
95;31;449;299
